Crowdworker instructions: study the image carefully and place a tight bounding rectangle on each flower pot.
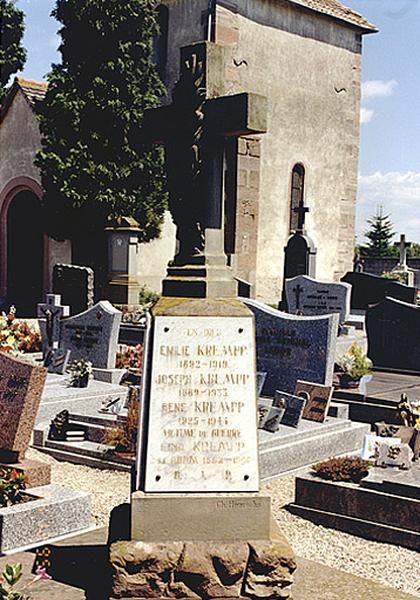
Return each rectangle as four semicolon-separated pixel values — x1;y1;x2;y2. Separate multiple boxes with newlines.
338;373;361;389
71;373;90;388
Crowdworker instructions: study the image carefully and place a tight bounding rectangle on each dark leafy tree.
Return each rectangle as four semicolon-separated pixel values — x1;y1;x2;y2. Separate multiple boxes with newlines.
0;0;26;101
36;0;167;242
360;206;397;257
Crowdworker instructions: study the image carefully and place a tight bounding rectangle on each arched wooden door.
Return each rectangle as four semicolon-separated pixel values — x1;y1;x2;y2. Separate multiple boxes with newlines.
7;190;44;316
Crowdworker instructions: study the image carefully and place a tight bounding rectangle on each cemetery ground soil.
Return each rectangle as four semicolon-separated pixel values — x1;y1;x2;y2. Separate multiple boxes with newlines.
26;448;420;598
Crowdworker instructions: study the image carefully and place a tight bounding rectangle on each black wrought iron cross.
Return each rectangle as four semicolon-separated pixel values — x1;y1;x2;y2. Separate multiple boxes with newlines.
294;204;310;232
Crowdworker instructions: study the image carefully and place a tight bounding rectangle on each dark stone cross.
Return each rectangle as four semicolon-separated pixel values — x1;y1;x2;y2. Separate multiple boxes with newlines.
141;41;268;298
293;284;304;310
293;204;310;233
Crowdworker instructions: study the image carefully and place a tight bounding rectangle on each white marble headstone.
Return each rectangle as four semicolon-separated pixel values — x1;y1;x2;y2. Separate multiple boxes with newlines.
143;315;259;493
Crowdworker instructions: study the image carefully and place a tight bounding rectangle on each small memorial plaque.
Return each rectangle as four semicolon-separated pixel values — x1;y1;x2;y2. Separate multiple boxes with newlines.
257;398;273;429
143;316;259;493
44;348;71;375
275;390;306;429
295;380;333;423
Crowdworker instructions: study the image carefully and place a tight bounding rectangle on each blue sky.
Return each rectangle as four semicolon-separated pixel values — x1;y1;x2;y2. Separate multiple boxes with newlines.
15;0;420;243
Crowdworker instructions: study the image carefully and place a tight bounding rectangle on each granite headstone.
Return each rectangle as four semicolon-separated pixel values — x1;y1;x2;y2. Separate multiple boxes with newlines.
285;275;351;325
53;263;94;315
341;271;416;310
275;390;306;429
366;297;420;372
0;353;47;461
60;301;121;369
243;299;338;396
295;380;333;423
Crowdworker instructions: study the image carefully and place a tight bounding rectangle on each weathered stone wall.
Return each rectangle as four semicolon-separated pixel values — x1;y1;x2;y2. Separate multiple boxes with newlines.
0;91;71;301
216;0;363;302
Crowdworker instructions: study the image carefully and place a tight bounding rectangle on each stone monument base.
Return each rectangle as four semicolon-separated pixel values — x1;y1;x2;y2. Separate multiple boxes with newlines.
132;492;271;542
110;518;296;600
0;458;51;488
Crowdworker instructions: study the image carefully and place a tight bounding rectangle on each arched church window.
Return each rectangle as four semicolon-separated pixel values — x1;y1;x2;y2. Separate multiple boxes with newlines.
153;5;169;80
289;163;305;232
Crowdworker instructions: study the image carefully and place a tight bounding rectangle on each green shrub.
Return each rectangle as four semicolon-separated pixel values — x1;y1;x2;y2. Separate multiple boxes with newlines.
0;468;26;507
336;343;372;379
312;456;371;483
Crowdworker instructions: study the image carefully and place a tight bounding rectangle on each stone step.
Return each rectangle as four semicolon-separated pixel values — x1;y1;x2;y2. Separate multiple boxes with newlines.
259;421;369;480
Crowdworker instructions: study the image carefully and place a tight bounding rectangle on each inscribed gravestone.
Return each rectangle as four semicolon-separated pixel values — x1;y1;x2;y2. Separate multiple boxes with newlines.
0;353;47;461
366;297;420;372
243;299;338;396
341;272;416;310
274;390;306;428
60;301;121;369
53;264;94;315
295;380;333;423
140;302;259;493
285;275;351;324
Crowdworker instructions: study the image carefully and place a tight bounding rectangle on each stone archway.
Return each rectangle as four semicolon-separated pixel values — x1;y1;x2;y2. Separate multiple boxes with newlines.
4;188;45;316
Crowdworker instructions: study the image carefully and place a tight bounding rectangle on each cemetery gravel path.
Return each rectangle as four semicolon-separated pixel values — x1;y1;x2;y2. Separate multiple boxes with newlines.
27;449;420;598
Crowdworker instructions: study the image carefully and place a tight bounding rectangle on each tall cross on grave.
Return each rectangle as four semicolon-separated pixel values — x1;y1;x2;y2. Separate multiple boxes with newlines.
37;294;70;350
140;41;268;298
394;234;411;269
293;204;310;233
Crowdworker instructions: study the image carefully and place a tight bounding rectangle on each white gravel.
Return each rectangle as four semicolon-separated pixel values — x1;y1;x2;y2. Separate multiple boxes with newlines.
27;449;420;598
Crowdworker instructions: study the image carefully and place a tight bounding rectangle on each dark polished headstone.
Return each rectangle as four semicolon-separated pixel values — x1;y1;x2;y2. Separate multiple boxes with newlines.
341;271;416;310
243;299;338;396
53;263;94;315
366;297;420;372
283;232;317;281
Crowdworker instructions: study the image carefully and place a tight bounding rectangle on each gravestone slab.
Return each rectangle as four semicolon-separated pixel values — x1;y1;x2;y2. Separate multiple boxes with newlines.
60;301;121;369
0;353;47;461
37;294;70;355
341;272;416;310
283;232;317;280
295;380;333;423
285;275;351;324
243;299;338;396
139;299;259;494
275;390;306;428
366;297;420;372
53;264;94;315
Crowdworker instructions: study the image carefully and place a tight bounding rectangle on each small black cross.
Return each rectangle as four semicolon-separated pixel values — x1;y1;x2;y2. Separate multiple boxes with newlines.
294;204;310;232
293;284;304;309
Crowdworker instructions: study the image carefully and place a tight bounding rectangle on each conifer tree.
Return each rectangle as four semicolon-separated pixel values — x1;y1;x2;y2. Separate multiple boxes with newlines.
36;0;166;241
360;206;396;257
0;0;26;101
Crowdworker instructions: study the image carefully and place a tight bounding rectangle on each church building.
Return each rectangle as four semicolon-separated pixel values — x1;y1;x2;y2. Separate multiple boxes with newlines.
0;0;376;314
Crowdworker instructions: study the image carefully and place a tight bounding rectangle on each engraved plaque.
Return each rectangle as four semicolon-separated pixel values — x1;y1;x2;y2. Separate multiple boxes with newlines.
144;316;259;492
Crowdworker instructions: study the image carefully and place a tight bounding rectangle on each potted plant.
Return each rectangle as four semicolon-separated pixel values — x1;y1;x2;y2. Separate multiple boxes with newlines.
69;359;92;388
336;343;372;389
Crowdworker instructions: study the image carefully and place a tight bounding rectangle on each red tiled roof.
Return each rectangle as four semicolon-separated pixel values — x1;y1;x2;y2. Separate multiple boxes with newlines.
287;0;377;32
14;76;48;105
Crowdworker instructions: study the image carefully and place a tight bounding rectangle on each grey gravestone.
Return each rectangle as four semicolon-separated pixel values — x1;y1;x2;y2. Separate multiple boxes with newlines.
243;299;338;396
285;275;351;325
60;301;121;369
275;390;306;429
53;264;94;315
366;297;420;372
341;271;416;310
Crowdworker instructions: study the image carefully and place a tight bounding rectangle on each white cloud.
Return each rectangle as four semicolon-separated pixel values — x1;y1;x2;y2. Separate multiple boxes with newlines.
362;79;398;100
360;107;374;124
356;171;420;244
